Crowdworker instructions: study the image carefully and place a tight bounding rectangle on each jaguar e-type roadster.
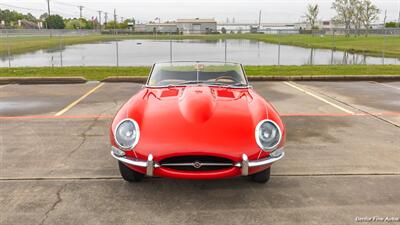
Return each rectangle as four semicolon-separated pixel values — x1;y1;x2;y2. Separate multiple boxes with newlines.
110;61;285;183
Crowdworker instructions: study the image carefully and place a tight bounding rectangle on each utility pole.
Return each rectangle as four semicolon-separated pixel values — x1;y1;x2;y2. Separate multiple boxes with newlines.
46;0;51;16
383;9;387;25
79;6;84;18
258;10;262;30
104;12;108;24
46;0;51;36
98;10;102;30
121;17;124;23
113;9;119;67
113;9;117;34
382;9;387;65
398;10;400;28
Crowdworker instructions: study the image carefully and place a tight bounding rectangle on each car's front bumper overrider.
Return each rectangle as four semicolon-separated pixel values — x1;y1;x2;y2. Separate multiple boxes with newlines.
111;146;285;177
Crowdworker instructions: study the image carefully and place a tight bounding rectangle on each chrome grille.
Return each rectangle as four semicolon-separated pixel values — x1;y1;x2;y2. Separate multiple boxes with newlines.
160;156;233;171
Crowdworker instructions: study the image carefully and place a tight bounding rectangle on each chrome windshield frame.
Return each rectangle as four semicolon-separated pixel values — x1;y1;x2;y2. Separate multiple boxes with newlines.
145;61;249;88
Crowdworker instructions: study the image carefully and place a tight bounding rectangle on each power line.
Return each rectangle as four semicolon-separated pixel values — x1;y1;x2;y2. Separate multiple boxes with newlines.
0;1;119;21
52;1;77;8
0;3;46;13
52;0;111;14
0;2;77;18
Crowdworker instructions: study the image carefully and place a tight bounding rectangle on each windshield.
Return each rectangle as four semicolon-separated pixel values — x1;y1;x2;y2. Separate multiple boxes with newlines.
147;61;248;87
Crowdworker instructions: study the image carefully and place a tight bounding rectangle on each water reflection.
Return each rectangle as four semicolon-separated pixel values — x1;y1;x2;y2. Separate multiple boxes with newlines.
0;39;398;67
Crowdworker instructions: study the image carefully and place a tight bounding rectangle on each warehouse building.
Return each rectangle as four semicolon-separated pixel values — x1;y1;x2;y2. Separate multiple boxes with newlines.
176;18;217;34
136;18;217;34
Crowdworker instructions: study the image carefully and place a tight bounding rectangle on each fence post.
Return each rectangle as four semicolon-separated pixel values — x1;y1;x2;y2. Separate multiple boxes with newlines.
382;29;387;65
59;35;63;67
169;39;173;62
6;29;11;68
332;29;336;50
224;39;227;62
277;42;281;66
116;40;119;67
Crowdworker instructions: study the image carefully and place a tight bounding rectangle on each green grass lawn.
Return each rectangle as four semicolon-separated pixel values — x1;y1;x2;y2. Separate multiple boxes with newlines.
1;65;399;81
1;34;399;58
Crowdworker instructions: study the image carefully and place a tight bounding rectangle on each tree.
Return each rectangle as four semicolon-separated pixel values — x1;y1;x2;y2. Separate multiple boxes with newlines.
25;13;37;22
39;13;48;21
385;22;398;28
221;27;227;34
352;1;364;35
332;0;357;36
65;18;85;29
305;4;319;29
45;15;65;29
105;20;118;29
360;0;379;36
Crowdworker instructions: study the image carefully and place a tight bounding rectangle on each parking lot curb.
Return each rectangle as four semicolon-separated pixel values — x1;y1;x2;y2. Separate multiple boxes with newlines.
101;75;400;83
248;75;400;81
1;75;399;84
0;77;87;84
101;76;147;83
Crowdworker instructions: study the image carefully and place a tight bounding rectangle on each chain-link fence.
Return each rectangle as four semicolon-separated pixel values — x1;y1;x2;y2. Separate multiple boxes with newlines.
0;28;399;67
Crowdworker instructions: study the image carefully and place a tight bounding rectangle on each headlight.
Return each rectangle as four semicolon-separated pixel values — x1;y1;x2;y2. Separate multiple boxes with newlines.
114;119;140;150
255;119;282;152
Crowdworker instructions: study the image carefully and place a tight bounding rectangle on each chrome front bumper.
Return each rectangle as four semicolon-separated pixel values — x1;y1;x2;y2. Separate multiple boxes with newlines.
111;146;285;177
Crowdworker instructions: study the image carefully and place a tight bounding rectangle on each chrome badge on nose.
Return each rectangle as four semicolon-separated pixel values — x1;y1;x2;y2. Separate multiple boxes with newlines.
193;161;202;169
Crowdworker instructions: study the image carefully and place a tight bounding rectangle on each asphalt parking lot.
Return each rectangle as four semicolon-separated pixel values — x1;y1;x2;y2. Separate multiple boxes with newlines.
1;81;399;225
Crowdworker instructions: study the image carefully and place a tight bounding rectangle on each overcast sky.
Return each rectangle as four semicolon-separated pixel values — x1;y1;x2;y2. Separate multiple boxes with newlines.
1;0;399;23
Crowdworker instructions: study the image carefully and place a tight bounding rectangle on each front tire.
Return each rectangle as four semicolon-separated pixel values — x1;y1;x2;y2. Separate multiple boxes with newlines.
251;168;271;183
118;161;145;182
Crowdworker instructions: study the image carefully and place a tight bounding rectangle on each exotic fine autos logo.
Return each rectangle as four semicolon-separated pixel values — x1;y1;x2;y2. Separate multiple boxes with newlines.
355;216;400;223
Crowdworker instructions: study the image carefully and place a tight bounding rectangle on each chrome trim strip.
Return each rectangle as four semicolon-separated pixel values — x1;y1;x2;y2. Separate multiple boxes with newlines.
111;151;148;167
236;149;285;175
161;162;233;167
248;151;285;167
111;146;125;157
111;147;285;177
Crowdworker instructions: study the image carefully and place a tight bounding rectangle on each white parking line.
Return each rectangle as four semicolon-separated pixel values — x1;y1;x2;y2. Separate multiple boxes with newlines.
55;83;105;116
0;84;10;89
283;81;354;114
371;81;400;91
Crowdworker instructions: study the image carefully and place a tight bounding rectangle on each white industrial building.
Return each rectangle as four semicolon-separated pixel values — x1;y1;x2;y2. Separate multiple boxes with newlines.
145;23;179;33
176;18;217;34
137;18;217;34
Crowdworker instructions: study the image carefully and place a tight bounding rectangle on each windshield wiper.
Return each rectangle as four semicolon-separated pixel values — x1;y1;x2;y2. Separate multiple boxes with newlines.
167;80;205;87
204;81;247;87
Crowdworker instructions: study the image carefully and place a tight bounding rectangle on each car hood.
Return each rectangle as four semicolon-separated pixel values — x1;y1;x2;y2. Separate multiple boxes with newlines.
114;86;277;160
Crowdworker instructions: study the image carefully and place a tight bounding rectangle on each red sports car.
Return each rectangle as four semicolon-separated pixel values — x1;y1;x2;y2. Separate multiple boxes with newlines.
110;61;285;183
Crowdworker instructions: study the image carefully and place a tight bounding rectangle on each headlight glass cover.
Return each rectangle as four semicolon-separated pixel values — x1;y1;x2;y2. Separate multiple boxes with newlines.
114;119;139;150
255;120;282;151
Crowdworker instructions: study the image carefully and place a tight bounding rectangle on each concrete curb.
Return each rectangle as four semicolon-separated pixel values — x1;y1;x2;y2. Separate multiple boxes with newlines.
248;75;400;81
1;75;399;84
102;76;147;83
0;77;87;84
102;75;400;83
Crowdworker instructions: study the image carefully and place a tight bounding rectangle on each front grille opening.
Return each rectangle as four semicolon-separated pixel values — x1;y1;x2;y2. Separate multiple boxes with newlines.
160;155;233;171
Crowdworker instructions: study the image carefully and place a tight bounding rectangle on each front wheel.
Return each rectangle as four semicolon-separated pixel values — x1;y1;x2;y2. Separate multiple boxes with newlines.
118;161;145;182
251;168;271;183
